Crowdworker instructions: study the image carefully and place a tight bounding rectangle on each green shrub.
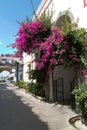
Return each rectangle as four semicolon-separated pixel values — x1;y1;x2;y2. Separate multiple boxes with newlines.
27;82;45;97
17;80;45;98
28;68;48;84
73;84;87;120
17;80;27;89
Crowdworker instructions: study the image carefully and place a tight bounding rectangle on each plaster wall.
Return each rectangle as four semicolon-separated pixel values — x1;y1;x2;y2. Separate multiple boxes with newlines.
36;0;87;101
53;66;75;100
36;0;87;28
23;53;35;82
22;0;87;101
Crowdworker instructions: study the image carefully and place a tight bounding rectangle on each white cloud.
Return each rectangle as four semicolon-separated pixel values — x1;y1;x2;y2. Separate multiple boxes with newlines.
0;41;2;45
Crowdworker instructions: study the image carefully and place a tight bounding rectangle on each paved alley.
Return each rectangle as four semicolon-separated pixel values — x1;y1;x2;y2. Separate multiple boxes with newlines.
0;83;76;130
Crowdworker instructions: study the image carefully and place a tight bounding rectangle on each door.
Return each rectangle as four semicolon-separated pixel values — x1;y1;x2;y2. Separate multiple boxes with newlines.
53;77;64;104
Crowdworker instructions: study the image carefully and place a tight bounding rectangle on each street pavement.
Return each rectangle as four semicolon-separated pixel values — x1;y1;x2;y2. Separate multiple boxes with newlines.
0;83;77;130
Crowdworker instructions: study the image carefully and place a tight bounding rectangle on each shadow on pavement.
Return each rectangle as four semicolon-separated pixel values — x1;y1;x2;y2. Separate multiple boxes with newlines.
0;84;49;130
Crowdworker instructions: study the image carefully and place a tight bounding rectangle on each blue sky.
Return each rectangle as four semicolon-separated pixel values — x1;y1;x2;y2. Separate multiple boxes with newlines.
0;0;41;55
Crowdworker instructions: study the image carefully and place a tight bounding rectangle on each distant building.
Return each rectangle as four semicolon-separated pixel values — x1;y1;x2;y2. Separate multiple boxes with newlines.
9;64;23;83
0;56;23;83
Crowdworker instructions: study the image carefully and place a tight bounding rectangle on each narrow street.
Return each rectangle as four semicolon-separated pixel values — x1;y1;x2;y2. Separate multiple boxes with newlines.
0;83;49;130
0;83;76;130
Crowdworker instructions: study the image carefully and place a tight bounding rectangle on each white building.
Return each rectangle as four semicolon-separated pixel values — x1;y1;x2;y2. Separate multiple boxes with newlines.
36;0;87;102
36;0;87;28
23;0;87;103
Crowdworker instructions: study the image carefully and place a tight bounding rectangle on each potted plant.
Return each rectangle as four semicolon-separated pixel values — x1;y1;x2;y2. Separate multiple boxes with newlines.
73;84;87;125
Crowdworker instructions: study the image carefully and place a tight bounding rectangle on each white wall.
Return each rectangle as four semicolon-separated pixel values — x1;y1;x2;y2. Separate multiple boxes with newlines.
35;0;87;101
53;0;87;28
53;66;75;100
23;53;36;82
36;0;87;28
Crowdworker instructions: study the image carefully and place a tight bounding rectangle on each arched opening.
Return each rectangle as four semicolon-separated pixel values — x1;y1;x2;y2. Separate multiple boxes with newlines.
0;70;10;83
56;15;71;28
55;10;75;28
0;56;23;83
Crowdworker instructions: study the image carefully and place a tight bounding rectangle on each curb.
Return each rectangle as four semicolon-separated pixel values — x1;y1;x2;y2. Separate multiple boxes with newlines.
19;88;46;102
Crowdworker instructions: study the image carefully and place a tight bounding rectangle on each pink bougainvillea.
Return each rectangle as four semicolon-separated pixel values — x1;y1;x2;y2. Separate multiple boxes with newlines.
11;20;87;73
12;21;51;56
35;27;64;72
